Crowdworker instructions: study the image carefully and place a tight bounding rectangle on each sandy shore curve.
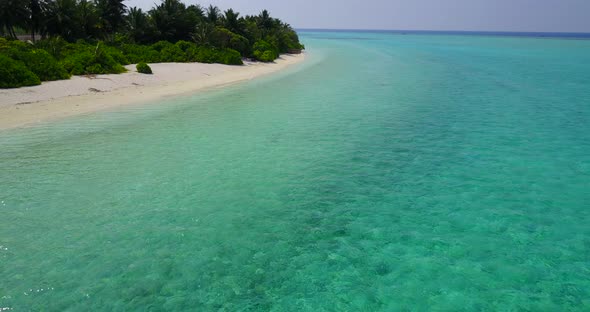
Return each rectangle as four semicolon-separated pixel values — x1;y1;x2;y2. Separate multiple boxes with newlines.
0;53;305;130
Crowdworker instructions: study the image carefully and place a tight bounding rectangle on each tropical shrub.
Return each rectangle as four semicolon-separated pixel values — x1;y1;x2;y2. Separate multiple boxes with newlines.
217;48;243;65
12;49;70;81
0;38;10;50
0;55;41;88
119;44;160;63
187;46;217;63
0;39;70;81
152;41;186;62
209;27;250;56
229;35;250;56
161;45;187;62
260;51;276;62
102;45;130;65
279;31;305;52
185;46;242;65
90;48;127;74
60;51;91;74
36;37;70;59
60;45;126;75
0;39;30;54
175;40;193;52
136;62;152;74
252;40;278;62
150;40;172;52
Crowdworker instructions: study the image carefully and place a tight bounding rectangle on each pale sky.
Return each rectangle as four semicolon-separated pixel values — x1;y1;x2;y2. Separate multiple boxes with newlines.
124;0;590;33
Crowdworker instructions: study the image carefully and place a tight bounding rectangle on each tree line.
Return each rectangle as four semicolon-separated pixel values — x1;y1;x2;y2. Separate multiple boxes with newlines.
1;0;303;53
0;0;304;88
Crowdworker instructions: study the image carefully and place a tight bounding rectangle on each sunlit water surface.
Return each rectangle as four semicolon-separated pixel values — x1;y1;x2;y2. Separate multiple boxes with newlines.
1;31;590;310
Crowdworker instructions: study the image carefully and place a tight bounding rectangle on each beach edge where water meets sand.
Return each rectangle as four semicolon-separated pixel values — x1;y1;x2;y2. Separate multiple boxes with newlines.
0;53;305;130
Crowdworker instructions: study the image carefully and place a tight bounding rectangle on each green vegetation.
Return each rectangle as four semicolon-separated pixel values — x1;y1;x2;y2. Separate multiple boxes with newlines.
0;54;41;88
136;62;152;74
0;39;70;81
0;0;304;88
253;40;279;62
59;42;127;75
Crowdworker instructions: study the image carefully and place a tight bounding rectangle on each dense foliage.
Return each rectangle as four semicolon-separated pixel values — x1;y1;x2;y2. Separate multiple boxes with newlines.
253;40;279;62
60;44;126;75
136;62;151;74
0;54;41;88
0;0;303;88
0;39;70;81
1;0;303;58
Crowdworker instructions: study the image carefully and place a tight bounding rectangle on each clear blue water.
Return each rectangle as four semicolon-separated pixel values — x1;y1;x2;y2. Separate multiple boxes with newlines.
1;31;590;310
300;29;590;39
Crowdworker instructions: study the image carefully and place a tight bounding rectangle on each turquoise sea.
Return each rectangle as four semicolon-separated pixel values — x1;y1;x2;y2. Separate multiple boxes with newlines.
1;31;590;310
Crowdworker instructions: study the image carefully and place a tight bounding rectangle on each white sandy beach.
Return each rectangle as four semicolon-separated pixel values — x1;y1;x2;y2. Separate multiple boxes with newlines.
0;53;304;130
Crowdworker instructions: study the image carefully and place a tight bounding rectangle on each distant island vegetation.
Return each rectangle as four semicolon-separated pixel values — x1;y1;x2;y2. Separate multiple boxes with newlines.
0;0;304;88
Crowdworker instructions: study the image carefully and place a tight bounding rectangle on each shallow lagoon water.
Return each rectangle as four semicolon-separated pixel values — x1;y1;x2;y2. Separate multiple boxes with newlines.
1;31;590;310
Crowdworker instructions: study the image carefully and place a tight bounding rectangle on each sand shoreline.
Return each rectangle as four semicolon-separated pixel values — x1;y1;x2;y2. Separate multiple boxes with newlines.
0;53;305;130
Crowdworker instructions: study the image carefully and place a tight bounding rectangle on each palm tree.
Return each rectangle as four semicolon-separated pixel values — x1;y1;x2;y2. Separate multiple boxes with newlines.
29;0;41;41
0;0;28;39
149;0;201;42
186;4;203;20
192;20;213;45
206;5;220;25
222;9;241;34
96;0;127;39
127;6;148;42
45;0;78;40
76;0;99;39
259;9;273;30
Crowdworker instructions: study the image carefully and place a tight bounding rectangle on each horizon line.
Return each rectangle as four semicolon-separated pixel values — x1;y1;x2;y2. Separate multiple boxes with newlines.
295;28;590;35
